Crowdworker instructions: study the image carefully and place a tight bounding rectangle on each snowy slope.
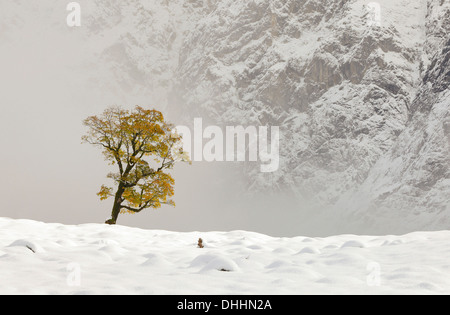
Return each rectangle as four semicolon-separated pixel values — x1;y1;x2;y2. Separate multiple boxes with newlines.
168;0;449;233
331;1;450;234
0;217;449;295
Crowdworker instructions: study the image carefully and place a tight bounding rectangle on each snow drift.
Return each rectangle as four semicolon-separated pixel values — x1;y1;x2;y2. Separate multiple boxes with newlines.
0;217;449;295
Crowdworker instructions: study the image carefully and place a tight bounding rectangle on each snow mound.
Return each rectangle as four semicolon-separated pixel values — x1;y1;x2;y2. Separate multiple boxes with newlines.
341;240;366;249
199;255;240;273
191;253;240;272
272;247;296;254
8;239;44;253
382;240;405;246
266;260;291;269
189;254;220;268
142;253;170;267
297;247;321;255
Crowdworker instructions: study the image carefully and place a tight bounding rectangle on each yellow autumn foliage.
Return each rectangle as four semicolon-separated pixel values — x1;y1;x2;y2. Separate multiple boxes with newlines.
82;106;190;224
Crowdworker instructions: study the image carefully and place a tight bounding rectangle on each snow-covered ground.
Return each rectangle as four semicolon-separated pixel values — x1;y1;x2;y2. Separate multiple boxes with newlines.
0;217;449;295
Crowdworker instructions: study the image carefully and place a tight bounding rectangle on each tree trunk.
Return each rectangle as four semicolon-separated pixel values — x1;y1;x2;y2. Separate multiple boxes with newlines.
106;184;125;225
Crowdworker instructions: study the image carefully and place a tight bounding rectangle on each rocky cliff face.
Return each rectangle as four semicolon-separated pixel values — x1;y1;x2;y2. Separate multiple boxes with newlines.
336;1;450;234
169;0;449;233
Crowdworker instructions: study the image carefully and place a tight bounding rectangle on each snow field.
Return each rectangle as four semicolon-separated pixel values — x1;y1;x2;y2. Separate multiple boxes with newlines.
0;217;449;295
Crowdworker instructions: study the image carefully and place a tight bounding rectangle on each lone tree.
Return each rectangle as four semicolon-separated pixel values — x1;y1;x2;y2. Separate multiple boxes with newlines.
82;106;190;225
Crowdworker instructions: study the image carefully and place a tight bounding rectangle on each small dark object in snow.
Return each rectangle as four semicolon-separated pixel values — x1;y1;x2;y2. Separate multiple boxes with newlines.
198;238;204;248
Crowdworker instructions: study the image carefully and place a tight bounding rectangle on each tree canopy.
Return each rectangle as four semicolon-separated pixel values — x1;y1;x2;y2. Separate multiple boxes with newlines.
82;106;190;224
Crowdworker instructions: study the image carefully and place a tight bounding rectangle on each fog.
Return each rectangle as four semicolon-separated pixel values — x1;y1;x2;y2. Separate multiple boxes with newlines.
0;2;321;237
